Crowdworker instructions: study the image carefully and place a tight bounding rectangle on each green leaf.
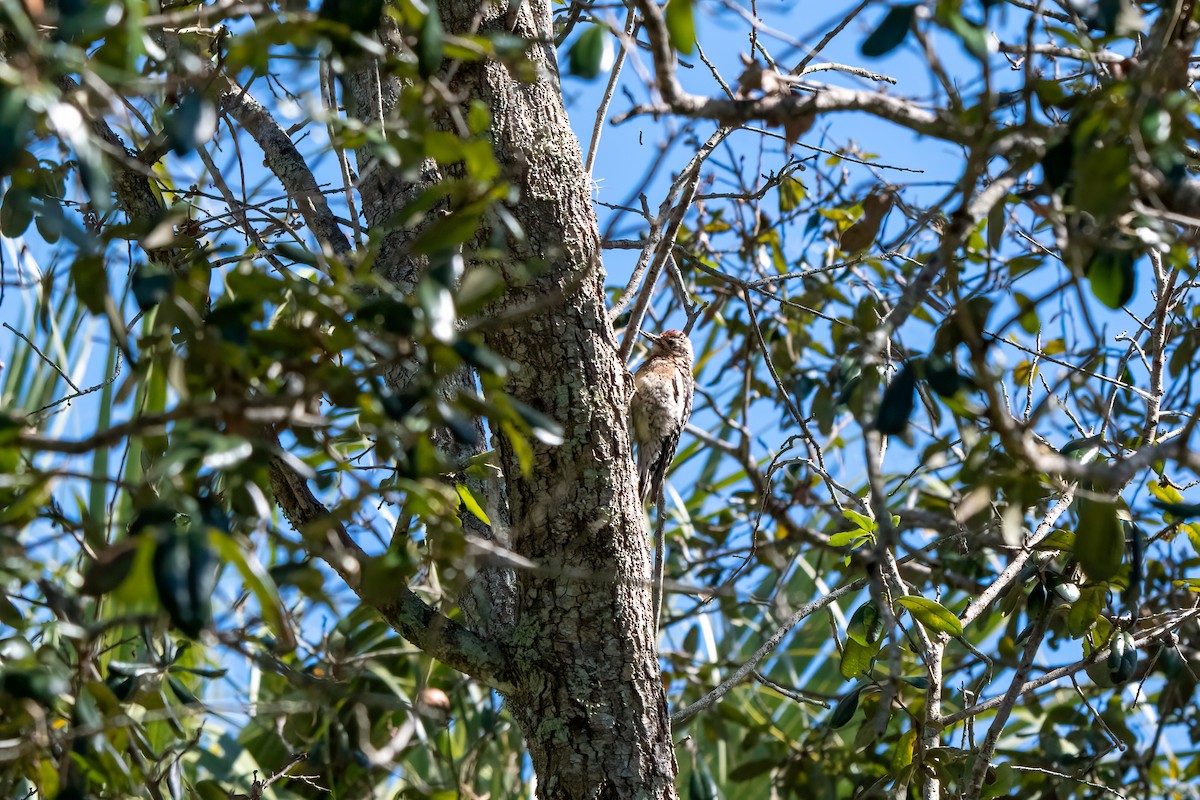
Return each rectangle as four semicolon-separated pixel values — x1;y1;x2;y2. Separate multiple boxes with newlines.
508;398;565;445
841;509;876;532
1013;292;1039;334
840;637;879;679
688;753;720;800
896;595;963;636
194;780;229;800
1150;499;1200;520
875;364;916;435
71;253;109;315
861;4;916;58
80;540;140;596
318;0;384;34
778;176;805;213
1059;435;1106;463
665;0;697;55
847;602;883;646
167;674;200;705
0;184;33;237
987;200;1006;252
828;529;872;548
829;684;864;728
131;263;175;311
568;24;609;79
0;85;32;177
1041;137;1074;191
1075;499;1125;582
1067;585;1104;637
922;355;961;397
417;4;445;78
890;729;917;771
163;91;216;156
76;143;113;213
455;483;492;526
153;528;220;639
1087;249;1136;309
942;10;988;60
1073;142;1131;219
211;531;297;652
727;759;776;783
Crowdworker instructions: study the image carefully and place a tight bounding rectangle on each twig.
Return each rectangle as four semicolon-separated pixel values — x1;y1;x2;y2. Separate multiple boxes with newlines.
3;323;82;393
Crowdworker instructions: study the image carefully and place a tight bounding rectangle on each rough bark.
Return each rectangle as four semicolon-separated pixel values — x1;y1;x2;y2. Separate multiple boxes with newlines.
343;41;516;639
427;1;676;796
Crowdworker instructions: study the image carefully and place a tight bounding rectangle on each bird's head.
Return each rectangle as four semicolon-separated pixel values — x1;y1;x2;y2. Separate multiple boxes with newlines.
649;329;693;363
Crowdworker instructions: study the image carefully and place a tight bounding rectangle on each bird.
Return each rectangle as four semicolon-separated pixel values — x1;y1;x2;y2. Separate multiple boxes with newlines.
629;329;695;506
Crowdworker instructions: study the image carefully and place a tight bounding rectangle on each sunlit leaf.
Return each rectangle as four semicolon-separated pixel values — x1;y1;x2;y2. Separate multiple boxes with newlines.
665;0;697;55
896;595;963;636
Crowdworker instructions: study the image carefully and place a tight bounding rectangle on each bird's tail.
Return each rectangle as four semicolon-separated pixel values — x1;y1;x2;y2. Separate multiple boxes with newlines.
639;435;678;506
637;441;657;504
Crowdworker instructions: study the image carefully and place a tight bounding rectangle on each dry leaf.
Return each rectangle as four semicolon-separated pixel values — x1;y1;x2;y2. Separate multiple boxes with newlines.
839;189;895;254
783;112;815;148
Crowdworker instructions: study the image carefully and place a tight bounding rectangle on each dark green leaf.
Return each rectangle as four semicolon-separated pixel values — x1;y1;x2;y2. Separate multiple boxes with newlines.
194;780;229;800
728;759;777;782
0;184;33;237
380;389;424;421
923;355;961;397
167;674;201;705
847;602;884;646
1041;137;1074;191
1075;499;1124;582
687;754;720;800
509;398;565;445
153;529;220;639
71;253;109;315
80;541;139;596
436;400;482;447
1087;248;1136;309
861;4;916;58
829;685;864;728
1073;141;1131;219
840;637;879;679
1150;499;1200;519
568;24;608;79
163;91;216;156
131;263;175;311
129;505;178;535
76;145;112;213
357;297;417;335
417;4;445;78
0;667;70;706
987;200;1006;251
0;85;32;177
318;0;383;33
875;364;916;435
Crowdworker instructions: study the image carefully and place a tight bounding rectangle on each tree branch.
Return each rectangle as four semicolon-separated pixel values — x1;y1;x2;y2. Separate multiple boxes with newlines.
267;453;514;693
219;79;353;258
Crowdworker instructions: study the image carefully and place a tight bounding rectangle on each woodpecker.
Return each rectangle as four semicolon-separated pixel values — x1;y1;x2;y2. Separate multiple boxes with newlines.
630;329;694;505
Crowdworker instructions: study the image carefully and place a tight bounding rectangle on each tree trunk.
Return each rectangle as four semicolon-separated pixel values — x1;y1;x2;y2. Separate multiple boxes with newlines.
357;1;678;795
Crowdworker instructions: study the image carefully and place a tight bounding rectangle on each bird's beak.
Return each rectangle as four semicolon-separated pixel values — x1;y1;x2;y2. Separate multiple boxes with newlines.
639;330;660;343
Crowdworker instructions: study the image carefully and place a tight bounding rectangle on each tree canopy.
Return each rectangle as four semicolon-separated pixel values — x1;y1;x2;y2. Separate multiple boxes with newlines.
4;0;1200;798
